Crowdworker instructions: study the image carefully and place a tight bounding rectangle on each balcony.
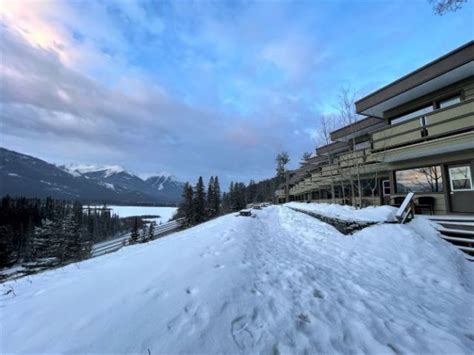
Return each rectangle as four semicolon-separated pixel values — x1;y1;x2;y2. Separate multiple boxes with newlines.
275;189;285;198
338;149;366;167
321;164;339;176
372;99;474;152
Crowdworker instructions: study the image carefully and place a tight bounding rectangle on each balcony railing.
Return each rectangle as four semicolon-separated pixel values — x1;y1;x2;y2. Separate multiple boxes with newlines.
372;99;474;151
275;189;285;197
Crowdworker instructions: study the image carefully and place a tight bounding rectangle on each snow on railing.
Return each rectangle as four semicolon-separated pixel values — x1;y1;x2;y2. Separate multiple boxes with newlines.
91;218;184;258
395;192;415;224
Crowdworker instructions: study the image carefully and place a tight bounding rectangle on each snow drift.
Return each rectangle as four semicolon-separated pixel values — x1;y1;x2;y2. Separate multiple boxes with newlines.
286;201;398;222
1;206;473;354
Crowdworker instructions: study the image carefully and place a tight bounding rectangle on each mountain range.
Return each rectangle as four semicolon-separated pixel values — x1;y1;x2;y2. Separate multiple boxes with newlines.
0;148;184;205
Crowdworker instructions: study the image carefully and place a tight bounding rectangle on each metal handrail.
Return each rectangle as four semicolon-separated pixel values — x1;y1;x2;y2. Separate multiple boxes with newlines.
91;218;184;257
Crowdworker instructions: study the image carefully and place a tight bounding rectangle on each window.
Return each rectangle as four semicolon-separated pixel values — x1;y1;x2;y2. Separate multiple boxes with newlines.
391;105;433;125
395;166;444;193
449;166;473;191
321;189;332;200
439;95;461;109
382;180;391;196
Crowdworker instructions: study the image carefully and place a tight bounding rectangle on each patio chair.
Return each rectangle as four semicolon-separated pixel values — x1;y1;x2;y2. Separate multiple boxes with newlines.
416;196;435;215
392;196;405;208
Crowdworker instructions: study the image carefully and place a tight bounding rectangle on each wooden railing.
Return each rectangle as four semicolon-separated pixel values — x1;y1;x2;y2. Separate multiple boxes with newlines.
372;99;474;151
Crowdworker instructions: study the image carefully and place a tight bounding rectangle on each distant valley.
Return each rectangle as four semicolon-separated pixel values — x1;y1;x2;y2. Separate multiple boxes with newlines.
0;148;184;205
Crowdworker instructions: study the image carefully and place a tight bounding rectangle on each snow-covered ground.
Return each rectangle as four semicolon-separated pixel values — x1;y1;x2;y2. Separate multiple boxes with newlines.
2;206;473;354
286;201;398;223
108;205;177;224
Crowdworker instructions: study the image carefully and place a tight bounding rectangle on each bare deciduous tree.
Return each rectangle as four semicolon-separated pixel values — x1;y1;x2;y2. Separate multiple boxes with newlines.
317;114;337;204
429;0;467;15
419;166;443;192
337;86;364;208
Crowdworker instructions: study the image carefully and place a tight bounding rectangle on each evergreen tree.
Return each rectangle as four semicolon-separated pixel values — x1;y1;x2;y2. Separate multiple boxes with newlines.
221;192;231;214
276;152;290;181
61;201;84;261
207;176;215;218
0;225;16;267
140;223;148;243
301;151;312;162
246;180;257;203
229;182;236;211
129;217;140;244
0;196;129;268
193;176;206;224
177;182;194;226
213;176;221;216
234;182;247;210
32;216;62;260
148;222;156;241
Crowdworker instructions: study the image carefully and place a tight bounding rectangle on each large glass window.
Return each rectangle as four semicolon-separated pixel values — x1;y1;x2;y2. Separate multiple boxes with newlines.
449;166;473;191
395;166;444;193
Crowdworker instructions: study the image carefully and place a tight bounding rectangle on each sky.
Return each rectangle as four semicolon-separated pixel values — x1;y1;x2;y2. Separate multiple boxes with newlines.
1;0;473;187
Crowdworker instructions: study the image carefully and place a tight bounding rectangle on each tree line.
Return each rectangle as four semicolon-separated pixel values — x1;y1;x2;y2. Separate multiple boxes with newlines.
176;175;281;227
0;196;135;268
176;176;221;227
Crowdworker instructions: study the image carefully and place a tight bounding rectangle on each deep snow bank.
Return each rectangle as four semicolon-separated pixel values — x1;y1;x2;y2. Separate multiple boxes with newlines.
1;206;473;354
286;201;397;222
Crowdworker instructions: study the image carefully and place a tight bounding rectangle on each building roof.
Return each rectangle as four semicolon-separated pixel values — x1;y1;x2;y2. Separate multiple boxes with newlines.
287;167;311;185
355;41;474;118
300;154;326;167
316;140;349;156
330;116;386;142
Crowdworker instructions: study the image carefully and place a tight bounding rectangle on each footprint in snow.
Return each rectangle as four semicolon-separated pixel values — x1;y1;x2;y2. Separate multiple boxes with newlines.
297;313;311;323
231;316;255;350
312;288;325;299
186;287;197;295
231;310;264;350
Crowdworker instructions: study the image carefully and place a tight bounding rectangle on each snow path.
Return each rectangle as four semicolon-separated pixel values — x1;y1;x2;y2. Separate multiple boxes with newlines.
1;206;473;354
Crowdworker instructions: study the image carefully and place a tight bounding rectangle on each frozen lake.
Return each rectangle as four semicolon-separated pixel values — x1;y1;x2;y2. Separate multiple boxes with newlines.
108;205;178;224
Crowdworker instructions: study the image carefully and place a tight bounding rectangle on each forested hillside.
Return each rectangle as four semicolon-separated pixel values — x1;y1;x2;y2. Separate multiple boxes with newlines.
0;196;138;269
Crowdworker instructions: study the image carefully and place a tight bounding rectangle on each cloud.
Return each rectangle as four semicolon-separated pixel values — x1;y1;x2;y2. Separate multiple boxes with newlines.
0;20;315;185
261;35;322;84
1;0;472;188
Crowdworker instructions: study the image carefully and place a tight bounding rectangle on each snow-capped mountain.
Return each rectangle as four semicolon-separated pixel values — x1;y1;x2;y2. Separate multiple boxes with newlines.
59;164;185;203
145;174;185;202
0;148;184;204
61;164;127;178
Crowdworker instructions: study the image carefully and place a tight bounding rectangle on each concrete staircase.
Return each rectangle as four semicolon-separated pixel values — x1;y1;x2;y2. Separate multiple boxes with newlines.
428;215;474;260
